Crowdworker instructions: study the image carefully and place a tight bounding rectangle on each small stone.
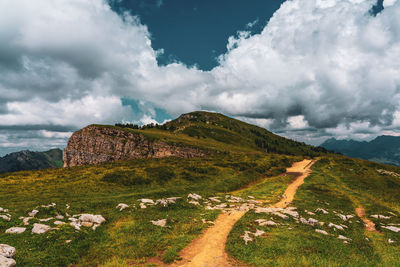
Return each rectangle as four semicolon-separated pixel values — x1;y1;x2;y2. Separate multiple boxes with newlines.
139;199;155;205
188;193;202;200
54;221;65;225
0;215;10;221
188;200;200;206
0;255;16;267
255;219;278;226
382;226;400;232
140;203;146;209
32;223;51;234
39;217;54;222
209;197;221;203
55;214;64;220
338;235;351;241
78;214;105;225
328;223;344;231
0;244;16;258
81;222;93;227
151;219;167;227
28;209;39;217
315;229;328;235
66;240;72;243
241;231;253;245
253;229;265;237
388;239;395;244
315;208;329;214
371;214;392;220
5;227;26;234
116;203;129;211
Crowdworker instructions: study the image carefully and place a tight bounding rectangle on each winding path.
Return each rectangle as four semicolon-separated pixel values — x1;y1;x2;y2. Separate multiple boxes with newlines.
172;159;316;267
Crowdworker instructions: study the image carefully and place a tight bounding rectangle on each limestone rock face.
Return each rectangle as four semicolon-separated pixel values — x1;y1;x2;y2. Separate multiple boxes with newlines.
63;125;208;167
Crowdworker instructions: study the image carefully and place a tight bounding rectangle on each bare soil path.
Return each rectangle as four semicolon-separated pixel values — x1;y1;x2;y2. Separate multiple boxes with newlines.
355;206;377;232
172;159;316;267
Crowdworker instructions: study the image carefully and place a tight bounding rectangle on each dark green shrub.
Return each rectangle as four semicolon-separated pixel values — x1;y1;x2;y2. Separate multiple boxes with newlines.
145;166;175;183
102;170;150;186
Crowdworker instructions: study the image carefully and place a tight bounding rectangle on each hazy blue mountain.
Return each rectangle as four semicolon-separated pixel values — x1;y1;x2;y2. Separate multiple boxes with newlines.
0;148;63;174
321;135;400;166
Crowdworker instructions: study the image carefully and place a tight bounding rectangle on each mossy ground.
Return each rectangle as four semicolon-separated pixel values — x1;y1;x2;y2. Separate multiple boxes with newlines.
226;156;400;266
0;153;294;266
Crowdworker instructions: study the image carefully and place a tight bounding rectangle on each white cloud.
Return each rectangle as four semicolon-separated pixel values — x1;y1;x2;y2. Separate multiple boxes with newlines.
1;0;400;151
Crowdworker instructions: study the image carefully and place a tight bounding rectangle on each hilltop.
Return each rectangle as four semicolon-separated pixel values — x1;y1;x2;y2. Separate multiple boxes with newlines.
0;149;63;174
321;135;400;166
63;111;328;167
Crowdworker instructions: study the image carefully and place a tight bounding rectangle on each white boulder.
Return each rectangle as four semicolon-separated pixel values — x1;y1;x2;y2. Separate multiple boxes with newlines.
116;203;129;211
315;229;329;235
139;199;155;205
32;223;52;234
382;226;400;232
0;244;16;258
0;255;16;267
5;227;26;234
28;210;39;217
188;193;202;200
0;215;10;221
151;219;167;227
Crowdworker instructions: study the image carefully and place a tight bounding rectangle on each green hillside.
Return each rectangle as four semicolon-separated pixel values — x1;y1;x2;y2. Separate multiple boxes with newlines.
0;112;399;266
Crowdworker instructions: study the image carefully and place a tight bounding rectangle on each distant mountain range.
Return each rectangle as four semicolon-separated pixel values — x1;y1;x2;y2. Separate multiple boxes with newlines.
320;135;400;166
0;148;63;174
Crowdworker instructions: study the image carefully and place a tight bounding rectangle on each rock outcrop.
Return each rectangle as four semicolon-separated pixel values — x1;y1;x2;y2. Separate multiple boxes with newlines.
63;125;208;167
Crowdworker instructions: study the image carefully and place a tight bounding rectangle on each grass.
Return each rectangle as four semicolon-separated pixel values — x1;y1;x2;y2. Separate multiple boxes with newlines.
226;156;400;266
0;152;294;266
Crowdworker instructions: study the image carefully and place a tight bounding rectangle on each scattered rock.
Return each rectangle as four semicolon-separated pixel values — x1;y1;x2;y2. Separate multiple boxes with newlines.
188;193;202;201
381;226;400;232
139;199;155;205
54;221;66;226
315;229;329;235
315;208;329;214
0;255;16;267
300;217;319;226
5;227;26;234
241;231;253;245
305;210;316;216
338;235;351;241
28;210;39;217
248;196;255;199
39;217;54;222
0;215;10;221
65;240;72;244
0;244;16;258
188;200;200;206
66;204;70;209
371;215;391;220
151;219;167;227
79;214;106;225
255;219;278;226
328;223;345;231
32;223;52;234
388;239;396;244
155;198;180;207
41;203;56;208
253;229;265;237
81;222;93;227
337;214;354;221
55;214;65;220
0;208;9;213
208;197;221;203
116;203;129;211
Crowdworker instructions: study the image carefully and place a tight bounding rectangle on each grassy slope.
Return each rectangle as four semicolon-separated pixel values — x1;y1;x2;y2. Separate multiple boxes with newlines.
0;153;295;266
227;156;400;266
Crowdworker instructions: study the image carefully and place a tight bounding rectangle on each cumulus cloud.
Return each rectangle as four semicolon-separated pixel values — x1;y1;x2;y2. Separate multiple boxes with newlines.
1;0;400;153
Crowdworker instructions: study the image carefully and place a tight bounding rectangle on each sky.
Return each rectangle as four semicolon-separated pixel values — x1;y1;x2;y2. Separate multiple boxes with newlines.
0;0;400;156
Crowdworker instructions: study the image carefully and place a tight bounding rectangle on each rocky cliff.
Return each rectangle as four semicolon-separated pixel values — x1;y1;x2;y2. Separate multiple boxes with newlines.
63;125;208;167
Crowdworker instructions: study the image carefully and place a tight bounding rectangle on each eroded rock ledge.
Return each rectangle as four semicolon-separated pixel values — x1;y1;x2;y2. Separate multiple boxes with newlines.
63;125;208;167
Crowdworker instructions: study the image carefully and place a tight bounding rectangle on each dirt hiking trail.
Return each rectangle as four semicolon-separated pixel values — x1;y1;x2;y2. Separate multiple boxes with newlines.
172;159;316;267
355;206;377;232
